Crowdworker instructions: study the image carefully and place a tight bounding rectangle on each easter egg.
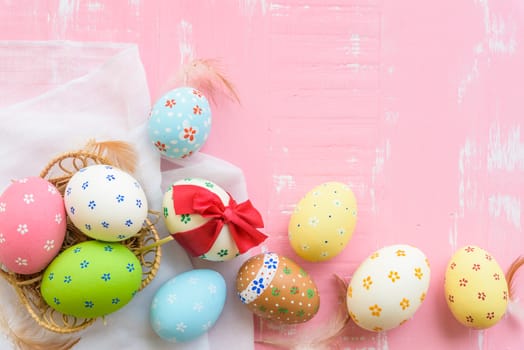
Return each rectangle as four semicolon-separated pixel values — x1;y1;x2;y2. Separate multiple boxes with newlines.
163;178;266;262
41;240;142;318
346;244;430;332
0;177;66;274
236;252;320;324
289;182;357;262
150;269;227;342
444;245;508;329
148;87;212;159
64;164;148;242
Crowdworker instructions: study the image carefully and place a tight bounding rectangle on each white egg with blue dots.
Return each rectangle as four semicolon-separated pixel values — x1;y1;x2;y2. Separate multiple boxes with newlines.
64;164;148;242
150;269;227;343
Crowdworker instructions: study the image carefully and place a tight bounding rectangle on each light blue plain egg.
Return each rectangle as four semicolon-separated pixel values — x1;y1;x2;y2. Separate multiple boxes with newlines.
150;269;227;343
147;86;212;159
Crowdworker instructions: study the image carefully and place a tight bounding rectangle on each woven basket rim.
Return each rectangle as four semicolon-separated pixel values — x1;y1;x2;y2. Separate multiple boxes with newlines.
0;149;162;334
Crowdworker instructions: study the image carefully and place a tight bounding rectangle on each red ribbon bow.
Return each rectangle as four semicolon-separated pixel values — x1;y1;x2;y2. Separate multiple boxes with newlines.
171;184;267;257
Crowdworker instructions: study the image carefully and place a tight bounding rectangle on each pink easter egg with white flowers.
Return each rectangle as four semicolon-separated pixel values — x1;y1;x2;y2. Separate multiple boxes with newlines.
0;177;67;274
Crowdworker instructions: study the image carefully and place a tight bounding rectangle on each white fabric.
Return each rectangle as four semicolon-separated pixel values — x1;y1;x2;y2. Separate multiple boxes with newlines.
0;41;253;350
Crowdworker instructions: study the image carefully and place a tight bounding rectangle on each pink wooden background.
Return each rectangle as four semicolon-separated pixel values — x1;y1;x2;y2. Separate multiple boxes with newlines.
1;0;523;349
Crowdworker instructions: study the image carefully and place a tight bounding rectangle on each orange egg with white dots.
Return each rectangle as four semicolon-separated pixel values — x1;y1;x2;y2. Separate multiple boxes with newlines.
235;252;320;324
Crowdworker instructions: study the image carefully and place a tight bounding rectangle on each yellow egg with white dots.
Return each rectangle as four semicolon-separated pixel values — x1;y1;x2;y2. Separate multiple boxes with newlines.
288;182;357;262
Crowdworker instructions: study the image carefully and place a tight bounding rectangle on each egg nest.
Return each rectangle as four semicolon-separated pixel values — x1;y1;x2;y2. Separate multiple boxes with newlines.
0;150;162;333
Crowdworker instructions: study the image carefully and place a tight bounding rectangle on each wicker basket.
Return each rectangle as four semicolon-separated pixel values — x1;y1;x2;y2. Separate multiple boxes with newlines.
0;148;162;334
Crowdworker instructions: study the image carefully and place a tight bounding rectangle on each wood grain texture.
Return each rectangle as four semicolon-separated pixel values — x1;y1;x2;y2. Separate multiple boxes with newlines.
1;0;523;349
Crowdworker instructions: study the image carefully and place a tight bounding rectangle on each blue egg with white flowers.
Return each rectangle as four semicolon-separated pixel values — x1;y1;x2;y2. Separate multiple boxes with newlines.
150;269;226;343
147;87;212;159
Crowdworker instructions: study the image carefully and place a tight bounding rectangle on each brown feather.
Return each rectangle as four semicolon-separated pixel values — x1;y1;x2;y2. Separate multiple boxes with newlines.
0;284;80;350
506;256;524;300
256;275;350;349
83;139;137;173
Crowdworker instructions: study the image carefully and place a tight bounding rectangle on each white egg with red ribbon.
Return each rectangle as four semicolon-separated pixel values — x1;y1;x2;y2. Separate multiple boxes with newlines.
162;178;267;262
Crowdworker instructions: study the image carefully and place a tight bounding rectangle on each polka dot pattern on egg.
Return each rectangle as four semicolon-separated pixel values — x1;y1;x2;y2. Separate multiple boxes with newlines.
236;253;320;324
148;87;212;159
238;253;279;303
288;182;357;262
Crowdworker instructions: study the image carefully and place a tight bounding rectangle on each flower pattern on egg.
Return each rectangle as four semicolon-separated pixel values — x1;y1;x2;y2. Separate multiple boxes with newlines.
396;249;406;257
17;224;28;235
23;194;34;204
362;276;373;290
346;245;431;332
444;246;509;329
308;216;319;227
237;253;319;324
369;304;382;317
400;298;410;310
192;302;204;312
388;271;400;283
43;240;55;251
208;284;217;294
176;322;187;333
15;257;28;266
251;278;265;294
166;293;177;304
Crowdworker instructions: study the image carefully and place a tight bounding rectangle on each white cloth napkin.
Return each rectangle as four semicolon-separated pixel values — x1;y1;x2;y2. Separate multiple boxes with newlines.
0;41;253;350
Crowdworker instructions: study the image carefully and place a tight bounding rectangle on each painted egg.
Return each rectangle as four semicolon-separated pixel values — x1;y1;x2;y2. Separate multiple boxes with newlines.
444;245;508;329
236;252;320;324
148;86;212;159
41;240;142;318
0;177;66;274
346;244;430;332
150;269;227;342
289;182;357;262
163;178;266;262
64;164;148;242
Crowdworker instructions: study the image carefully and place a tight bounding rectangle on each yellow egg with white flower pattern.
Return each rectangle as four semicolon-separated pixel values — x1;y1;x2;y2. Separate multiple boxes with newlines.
288;182;357;262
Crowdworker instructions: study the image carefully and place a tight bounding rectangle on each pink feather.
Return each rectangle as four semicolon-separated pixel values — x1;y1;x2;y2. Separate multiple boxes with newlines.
162;59;240;105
